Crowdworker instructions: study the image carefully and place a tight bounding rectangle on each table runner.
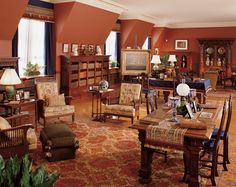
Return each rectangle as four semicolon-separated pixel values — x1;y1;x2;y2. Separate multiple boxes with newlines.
145;119;187;150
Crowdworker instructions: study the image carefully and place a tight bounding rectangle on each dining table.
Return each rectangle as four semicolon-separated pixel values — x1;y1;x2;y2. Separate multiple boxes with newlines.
130;102;223;187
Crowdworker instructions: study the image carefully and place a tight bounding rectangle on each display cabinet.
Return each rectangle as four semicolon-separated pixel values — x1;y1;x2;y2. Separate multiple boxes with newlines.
61;55;110;96
198;39;234;77
169;51;192;72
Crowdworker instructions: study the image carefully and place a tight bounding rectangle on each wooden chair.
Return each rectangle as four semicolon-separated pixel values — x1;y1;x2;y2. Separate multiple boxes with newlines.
137;72;150;103
211;95;232;171
0;113;36;159
183;101;227;186
35;81;75;126
103;83;141;124
145;90;167;162
204;71;218;91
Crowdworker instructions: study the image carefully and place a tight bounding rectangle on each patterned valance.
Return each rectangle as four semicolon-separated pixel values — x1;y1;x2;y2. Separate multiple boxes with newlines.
23;5;54;22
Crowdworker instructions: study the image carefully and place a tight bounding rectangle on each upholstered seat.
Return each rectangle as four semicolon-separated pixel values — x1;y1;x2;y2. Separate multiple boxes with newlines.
104;83;141;123
36;81;75;126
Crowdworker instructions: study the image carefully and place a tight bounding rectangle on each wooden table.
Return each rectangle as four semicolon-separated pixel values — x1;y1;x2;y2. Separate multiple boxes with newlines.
130;103;222;187
89;89;114;121
0;99;38;130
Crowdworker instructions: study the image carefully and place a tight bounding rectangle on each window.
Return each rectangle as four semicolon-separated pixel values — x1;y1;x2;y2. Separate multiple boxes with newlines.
18;18;45;77
142;37;151;50
105;31;118;68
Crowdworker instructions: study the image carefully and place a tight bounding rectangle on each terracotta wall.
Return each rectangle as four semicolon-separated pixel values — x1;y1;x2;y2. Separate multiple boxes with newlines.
54;2;119;72
0;0;28;57
152;27;236;72
121;20;154;48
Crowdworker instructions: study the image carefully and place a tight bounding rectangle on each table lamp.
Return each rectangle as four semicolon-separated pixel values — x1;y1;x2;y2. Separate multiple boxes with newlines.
151;55;162;70
0;69;22;102
168;55;177;67
176;79;190;105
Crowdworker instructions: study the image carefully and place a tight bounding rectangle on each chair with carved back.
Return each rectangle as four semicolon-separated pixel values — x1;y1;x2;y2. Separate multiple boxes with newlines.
35;80;75;126
137;72;150;103
183;101;227;186
211;95;232;171
145;90;167;162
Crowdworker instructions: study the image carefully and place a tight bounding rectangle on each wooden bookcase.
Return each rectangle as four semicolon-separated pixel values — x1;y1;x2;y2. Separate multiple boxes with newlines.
60;55;110;96
198;38;234;77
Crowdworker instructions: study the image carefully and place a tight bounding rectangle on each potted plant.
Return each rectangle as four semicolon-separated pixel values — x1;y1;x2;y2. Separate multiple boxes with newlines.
24;62;42;76
0;154;59;187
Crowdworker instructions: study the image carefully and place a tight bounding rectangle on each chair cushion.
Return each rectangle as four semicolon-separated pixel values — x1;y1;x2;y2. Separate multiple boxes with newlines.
119;83;141;105
40;123;76;148
104;104;135;117
47;93;66;107
0;117;11;130
36;81;58;100
44;105;75;117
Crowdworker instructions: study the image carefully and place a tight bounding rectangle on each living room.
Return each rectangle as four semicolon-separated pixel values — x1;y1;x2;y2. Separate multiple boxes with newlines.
0;0;236;186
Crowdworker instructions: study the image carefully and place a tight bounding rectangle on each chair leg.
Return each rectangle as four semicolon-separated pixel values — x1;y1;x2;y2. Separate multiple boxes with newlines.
225;136;230;164
72;114;75;123
131;117;134;124
182;152;188;182
211;151;217;186
137;115;139;120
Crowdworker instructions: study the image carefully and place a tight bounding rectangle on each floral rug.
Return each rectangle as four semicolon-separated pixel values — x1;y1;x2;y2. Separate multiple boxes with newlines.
32;117;236;187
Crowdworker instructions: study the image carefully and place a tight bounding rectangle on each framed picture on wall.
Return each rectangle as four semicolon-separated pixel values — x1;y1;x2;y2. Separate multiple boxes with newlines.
175;40;188;50
71;44;79;53
62;43;69;53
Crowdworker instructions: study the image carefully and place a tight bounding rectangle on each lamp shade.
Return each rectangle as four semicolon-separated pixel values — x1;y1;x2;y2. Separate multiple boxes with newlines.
168;55;177;62
151;55;162;64
0;69;21;85
176;83;190;96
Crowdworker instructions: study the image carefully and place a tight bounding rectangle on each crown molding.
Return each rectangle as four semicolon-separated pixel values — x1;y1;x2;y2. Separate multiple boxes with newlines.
165;21;236;28
50;0;124;14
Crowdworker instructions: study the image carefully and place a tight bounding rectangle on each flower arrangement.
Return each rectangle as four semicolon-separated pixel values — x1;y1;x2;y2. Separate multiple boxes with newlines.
24;62;41;76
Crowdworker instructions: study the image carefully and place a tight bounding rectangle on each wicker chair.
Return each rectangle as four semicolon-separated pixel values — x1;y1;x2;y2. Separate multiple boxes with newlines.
36;81;75;126
0;113;37;159
103;83;141;124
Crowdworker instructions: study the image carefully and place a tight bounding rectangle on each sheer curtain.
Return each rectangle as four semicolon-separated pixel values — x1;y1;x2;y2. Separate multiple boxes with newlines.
105;31;118;65
18;18;45;77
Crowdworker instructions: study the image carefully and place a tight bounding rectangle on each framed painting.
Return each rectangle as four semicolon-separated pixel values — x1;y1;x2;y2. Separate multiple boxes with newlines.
175;40;188;50
62;43;69;53
121;49;150;76
71;44;79;52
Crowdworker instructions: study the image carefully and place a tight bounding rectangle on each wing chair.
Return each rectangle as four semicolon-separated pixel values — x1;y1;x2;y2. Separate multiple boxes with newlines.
36;81;75;126
0;113;37;159
103;83;141;124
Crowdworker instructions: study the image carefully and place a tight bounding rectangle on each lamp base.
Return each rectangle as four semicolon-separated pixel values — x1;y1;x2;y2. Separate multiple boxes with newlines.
5;85;15;101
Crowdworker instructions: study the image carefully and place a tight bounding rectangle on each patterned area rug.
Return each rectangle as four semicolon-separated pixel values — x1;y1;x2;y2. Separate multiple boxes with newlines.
32;118;236;187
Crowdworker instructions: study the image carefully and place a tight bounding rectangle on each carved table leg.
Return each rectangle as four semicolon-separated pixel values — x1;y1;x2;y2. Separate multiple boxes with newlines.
163;91;170;103
196;93;202;104
138;131;154;184
184;137;204;187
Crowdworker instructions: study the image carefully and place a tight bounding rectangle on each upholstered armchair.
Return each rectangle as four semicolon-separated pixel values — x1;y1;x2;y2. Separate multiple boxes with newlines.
0;113;37;159
103;83;141;124
36;81;75;126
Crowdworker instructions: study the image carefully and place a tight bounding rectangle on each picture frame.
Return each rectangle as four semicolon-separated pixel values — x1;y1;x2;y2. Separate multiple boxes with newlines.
23;91;30;100
184;103;194;119
190;101;198;113
88;44;95;55
16;90;24;100
62;43;69;53
175;40;188;50
121;49;150;76
15;94;20;101
71;43;79;53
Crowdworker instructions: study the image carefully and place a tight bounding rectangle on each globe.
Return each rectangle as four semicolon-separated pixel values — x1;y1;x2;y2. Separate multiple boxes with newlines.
99;80;109;90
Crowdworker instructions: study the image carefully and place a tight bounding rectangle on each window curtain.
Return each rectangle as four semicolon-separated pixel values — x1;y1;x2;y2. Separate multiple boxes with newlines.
116;32;120;67
44;22;54;75
12;29;19;73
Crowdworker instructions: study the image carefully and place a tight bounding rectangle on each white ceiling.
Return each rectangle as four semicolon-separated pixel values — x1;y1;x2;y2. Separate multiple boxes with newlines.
44;0;236;28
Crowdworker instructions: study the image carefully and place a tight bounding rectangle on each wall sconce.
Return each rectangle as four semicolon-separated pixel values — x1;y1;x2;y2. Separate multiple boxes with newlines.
151;55;162;70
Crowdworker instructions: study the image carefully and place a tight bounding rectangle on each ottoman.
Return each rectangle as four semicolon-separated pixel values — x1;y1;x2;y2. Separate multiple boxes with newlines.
40;123;79;162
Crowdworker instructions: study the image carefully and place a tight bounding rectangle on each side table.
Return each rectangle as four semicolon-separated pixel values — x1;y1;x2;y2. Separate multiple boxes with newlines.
0;99;38;130
89;89;114;121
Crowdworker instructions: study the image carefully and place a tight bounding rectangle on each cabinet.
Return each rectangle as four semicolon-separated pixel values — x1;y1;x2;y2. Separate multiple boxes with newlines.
198;39;234;77
61;55;110;96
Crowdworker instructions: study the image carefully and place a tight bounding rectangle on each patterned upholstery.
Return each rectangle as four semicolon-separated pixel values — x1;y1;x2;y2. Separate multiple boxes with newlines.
104;104;135;117
44;105;75;117
36;81;58;100
119;83;141;105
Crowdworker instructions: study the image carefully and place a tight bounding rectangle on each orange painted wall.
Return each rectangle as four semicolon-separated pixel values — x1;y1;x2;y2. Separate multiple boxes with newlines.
152;27;236;72
0;0;28;57
121;20;154;48
54;2;119;72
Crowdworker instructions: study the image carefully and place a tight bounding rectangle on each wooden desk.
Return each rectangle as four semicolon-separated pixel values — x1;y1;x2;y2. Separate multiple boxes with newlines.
0;99;38;130
89;89;114;121
130;104;222;187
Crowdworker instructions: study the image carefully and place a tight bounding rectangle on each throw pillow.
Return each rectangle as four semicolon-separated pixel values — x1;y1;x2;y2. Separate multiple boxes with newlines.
47;94;66;107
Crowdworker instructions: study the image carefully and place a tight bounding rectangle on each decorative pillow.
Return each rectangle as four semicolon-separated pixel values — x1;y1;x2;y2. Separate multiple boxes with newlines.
47;94;66;107
0;116;11;130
